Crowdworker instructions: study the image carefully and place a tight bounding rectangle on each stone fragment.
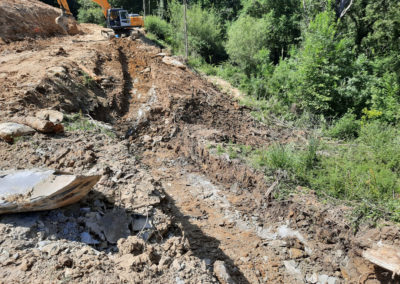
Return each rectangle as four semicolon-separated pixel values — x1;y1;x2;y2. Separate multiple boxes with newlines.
0;122;35;142
11;116;56;133
213;260;235;284
80;232;99;245
131;214;152;231
58;255;73;268
0;169;100;214
289;248;305;259
101;210;130;244
162;56;186;69
362;244;400;275
36;109;64;123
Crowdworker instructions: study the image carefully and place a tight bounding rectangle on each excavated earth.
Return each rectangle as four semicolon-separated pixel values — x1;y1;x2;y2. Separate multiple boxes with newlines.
1;19;400;284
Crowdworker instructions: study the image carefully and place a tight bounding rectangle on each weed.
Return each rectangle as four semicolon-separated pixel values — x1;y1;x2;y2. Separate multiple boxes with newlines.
81;72;94;87
63;112;115;138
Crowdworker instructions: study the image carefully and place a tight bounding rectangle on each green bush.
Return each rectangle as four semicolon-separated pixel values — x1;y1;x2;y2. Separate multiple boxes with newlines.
326;113;360;140
77;0;105;26
225;14;274;75
145;15;171;41
168;1;225;62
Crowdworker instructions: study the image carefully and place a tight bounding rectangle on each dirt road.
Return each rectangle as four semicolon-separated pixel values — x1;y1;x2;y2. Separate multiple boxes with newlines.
1;23;399;283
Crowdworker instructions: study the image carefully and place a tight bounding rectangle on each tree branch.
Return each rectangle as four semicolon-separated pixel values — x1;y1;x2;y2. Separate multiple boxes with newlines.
339;0;353;18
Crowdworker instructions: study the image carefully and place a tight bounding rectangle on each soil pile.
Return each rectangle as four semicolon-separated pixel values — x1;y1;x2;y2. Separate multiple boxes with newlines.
0;0;79;42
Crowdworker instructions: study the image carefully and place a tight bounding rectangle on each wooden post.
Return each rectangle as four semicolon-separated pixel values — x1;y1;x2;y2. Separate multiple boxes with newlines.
183;0;188;60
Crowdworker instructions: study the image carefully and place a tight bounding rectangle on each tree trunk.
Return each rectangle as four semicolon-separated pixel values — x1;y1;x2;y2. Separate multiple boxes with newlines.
183;0;188;60
143;0;146;19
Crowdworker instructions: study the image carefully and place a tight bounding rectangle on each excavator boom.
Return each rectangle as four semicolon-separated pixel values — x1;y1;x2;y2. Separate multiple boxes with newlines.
56;0;72;15
57;0;111;18
90;0;111;17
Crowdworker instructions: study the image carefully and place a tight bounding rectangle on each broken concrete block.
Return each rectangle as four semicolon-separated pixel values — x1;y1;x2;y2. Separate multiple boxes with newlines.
0;122;35;142
36;109;64;123
162;56;186;70
0;169;100;214
213;260;235;284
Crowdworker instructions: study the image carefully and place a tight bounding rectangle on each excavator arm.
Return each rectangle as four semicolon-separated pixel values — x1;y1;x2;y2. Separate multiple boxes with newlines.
57;0;111;18
90;0;111;18
56;0;72;15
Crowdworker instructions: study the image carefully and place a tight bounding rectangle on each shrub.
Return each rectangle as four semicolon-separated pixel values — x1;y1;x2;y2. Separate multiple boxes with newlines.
326;113;360;140
225;14;274;75
145;15;171;41
168;1;225;63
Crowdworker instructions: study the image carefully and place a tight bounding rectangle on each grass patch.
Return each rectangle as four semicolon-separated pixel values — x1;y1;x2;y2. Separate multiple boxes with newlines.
63;113;115;138
213;122;400;224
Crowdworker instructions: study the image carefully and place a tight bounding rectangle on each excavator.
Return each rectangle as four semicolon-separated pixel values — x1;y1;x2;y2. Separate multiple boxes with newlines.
56;0;144;38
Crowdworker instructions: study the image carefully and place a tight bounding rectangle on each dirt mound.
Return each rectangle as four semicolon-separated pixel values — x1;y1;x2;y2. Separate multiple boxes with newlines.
0;0;80;42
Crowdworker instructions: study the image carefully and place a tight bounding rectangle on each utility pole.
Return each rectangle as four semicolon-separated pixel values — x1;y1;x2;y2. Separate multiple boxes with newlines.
183;0;188;60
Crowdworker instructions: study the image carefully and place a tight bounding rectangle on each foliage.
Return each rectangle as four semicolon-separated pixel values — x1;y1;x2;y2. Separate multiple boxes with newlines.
168;1;225;62
145;15;171;41
326;112;360;140
76;0;105;25
64;113;115;137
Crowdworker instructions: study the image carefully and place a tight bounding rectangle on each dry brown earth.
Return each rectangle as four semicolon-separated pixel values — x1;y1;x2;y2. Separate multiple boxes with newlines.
0;2;399;283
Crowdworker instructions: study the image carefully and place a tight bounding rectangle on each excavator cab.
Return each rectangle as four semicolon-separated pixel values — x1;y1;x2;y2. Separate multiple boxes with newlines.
107;9;130;30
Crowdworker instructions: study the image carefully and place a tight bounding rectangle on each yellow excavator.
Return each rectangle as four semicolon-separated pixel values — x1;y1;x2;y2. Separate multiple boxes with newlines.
56;0;144;38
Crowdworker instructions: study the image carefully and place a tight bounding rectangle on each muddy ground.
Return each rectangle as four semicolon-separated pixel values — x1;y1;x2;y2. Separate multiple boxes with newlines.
1;22;400;284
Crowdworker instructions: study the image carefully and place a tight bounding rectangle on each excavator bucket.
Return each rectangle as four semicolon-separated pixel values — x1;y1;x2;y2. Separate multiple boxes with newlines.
55;12;79;35
0;169;100;214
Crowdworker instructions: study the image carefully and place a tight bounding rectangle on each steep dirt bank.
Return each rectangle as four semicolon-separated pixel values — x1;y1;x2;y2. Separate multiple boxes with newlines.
0;0;80;42
0;24;399;283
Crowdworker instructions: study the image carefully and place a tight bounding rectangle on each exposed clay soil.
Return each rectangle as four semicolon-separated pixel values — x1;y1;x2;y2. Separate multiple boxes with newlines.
0;0;80;42
0;14;400;284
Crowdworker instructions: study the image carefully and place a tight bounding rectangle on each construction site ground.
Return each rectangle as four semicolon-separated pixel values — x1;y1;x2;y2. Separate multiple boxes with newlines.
1;9;400;284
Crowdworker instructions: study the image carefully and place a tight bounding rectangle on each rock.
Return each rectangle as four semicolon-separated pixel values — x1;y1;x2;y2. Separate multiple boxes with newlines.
10;116;56;133
162;56;186;70
101;210;131;244
47;66;66;76
58;255;73;268
0;169;100;214
213;260;235;284
117;236;146;256
362;244;400;276
80;232;99;244
172;259;185;271
84;212;105;239
289;248;305;259
0;122;35;142
317;274;339;284
283;260;303;281
36;109;64;124
131;214;152;231
306;273;318;283
20;257;35;271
